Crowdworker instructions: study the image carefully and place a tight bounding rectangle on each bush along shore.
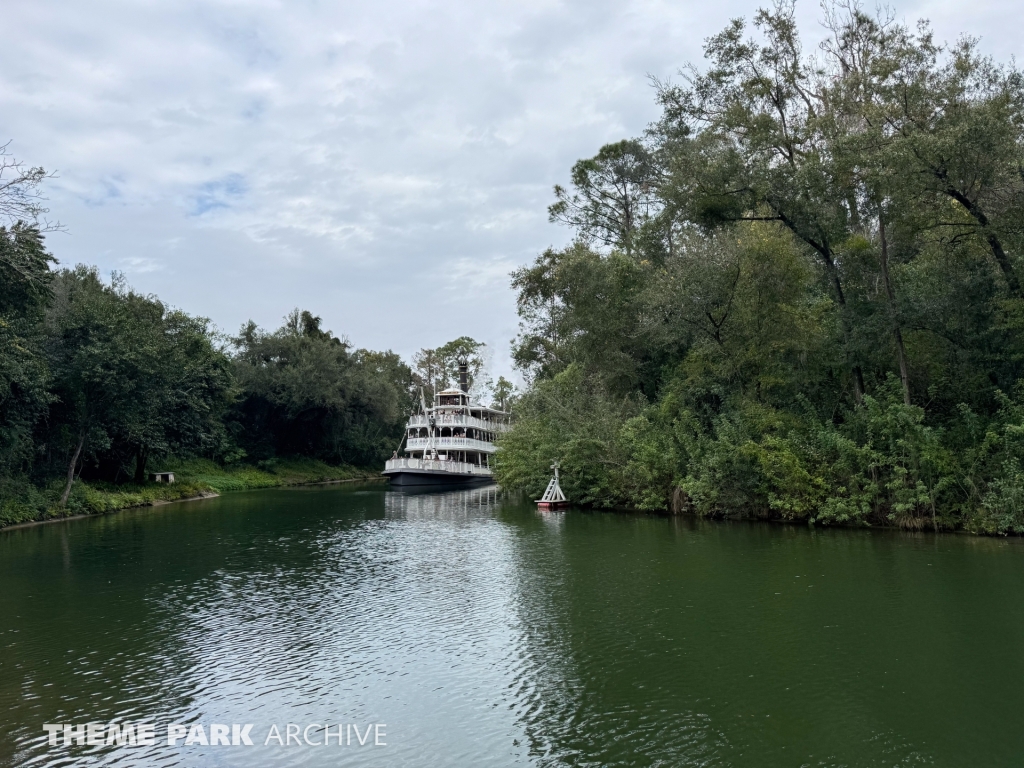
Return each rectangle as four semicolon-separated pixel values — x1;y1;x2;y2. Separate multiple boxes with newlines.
0;459;379;529
493;2;1024;535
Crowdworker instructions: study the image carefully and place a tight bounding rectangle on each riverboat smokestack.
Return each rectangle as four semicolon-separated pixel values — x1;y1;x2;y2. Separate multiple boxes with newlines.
458;358;469;393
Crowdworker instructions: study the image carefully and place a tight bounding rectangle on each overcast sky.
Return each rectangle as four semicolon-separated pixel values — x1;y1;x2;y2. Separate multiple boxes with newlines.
2;0;1019;380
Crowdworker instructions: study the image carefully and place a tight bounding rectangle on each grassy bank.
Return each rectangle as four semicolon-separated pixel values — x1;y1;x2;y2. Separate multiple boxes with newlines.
0;458;379;530
164;457;374;492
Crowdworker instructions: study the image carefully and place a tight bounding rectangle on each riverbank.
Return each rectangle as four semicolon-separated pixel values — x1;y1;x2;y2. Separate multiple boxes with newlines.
0;458;380;530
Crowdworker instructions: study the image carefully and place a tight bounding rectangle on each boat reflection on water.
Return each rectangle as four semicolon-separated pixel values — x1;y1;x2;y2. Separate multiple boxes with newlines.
383;483;503;520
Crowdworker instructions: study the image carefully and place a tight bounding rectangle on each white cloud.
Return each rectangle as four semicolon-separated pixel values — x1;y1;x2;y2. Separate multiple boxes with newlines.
117;256;165;274
2;0;1020;378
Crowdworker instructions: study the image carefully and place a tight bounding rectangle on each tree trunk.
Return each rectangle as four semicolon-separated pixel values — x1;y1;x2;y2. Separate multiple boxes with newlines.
60;430;85;507
776;212;865;404
985;232;1022;299
879;218;911;406
941;186;1022;299
852;363;865;405
828;262;866;404
134;445;149;485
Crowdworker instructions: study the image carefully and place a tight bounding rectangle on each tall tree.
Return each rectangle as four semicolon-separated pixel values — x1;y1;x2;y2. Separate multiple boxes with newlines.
491;376;517;412
0;144;59;477
43;268;232;501
0;225;54;474
866;28;1024;299
549;139;661;256
412;337;488;401
652;3;872;401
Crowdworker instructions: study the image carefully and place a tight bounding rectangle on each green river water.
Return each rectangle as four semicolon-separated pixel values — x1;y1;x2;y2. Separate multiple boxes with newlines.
1;483;1023;767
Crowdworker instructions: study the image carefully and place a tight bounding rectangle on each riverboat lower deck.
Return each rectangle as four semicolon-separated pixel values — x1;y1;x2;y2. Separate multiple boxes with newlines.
384;457;495;486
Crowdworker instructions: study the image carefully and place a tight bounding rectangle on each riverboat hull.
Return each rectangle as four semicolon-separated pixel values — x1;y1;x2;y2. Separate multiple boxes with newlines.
385;469;494;487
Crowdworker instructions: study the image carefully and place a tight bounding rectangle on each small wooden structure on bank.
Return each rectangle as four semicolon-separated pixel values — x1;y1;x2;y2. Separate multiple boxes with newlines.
536;461;568;510
150;472;175;484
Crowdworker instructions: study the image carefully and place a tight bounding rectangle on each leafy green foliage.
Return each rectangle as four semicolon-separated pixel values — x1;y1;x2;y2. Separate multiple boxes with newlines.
497;1;1024;534
494;365;638;506
228;310;412;467
38;267;233;491
2;261;411;525
411;336;489;402
0;146;408;528
0;225;54;475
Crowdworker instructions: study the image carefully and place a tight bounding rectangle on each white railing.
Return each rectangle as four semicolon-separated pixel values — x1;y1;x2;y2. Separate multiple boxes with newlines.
406;437;495;453
407;414;510;432
384;458;493;476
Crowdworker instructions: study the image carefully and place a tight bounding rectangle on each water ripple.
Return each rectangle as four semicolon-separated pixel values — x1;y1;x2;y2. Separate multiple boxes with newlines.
2;485;1021;766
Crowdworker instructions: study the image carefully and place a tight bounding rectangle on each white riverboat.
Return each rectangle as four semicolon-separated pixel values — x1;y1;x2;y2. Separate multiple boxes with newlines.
383;361;510;486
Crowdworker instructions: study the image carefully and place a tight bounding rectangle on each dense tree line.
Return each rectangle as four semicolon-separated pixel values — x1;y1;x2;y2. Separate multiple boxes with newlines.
0;255;416;502
229;309;413;467
0;150;423;503
0;137;512;511
495;1;1024;533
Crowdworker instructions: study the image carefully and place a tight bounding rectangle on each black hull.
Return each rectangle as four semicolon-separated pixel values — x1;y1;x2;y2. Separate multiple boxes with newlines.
385;471;493;487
